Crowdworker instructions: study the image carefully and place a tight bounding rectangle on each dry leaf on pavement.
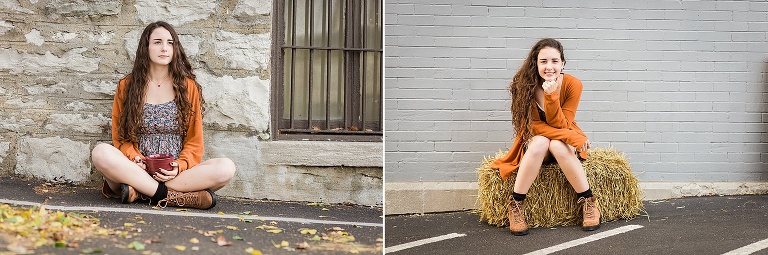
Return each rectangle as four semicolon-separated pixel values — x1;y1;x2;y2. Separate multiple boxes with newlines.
217;235;232;246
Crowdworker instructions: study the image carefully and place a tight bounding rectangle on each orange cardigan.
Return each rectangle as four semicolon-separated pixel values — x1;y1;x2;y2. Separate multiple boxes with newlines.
111;77;204;172
491;73;589;180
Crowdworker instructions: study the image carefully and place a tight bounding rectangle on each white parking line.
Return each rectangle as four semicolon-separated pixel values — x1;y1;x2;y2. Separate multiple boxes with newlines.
722;238;768;255
0;199;383;227
385;233;466;253
524;225;644;255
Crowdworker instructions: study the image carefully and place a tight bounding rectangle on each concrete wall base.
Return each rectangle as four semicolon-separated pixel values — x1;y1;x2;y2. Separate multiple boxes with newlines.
385;181;768;215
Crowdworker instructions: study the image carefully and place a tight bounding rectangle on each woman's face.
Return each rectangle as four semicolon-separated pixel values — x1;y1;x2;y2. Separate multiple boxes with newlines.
147;27;174;66
537;46;563;81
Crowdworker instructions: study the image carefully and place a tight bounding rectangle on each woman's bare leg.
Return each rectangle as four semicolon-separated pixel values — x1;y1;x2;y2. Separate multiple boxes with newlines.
165;158;236;192
549;140;589;193
513;136;553;194
91;143;159;196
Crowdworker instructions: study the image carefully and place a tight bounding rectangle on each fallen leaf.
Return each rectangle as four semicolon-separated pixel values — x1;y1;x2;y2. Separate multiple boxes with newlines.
269;221;277;225
123;223;134;227
174;245;186;251
218;211;225;215
329;227;345;231
217;235;232;246
243;219;253;223
299;228;317;235
347;126;360;131
175;209;189;212
128;241;145;251
144;237;161;244
281;240;289;247
233;236;244;241
246;248;263;255
80;248;102;254
321;208;330;211
311;126;321;131
191;246;199;251
54;240;66;247
266;229;282;234
226;225;238;230
189;238;199;244
310;235;321;241
296;241;310;249
241;211;252;215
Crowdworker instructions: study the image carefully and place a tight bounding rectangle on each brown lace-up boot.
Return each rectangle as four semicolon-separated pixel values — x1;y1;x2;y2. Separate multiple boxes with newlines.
507;198;529;236
158;189;217;210
121;184;148;204
579;196;601;231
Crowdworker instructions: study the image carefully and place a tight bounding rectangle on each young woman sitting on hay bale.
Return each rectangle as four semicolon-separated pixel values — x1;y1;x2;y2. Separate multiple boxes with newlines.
491;38;598;236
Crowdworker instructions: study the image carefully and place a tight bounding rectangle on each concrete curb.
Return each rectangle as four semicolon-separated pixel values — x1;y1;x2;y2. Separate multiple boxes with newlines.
384;181;768;215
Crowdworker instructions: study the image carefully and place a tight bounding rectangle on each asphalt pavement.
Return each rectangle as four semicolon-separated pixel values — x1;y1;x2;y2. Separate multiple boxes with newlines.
0;176;383;254
385;194;768;255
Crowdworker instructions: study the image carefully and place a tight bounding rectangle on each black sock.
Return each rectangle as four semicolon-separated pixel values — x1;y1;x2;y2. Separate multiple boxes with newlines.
150;182;168;203
577;189;593;199
512;192;527;201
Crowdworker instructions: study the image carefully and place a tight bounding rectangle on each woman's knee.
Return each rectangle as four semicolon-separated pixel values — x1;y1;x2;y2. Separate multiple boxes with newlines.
211;158;236;183
92;143;117;169
526;136;551;156
549;140;575;158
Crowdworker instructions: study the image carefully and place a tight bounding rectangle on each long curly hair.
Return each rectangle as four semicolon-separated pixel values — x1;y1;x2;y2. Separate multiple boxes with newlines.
117;21;204;143
508;38;565;143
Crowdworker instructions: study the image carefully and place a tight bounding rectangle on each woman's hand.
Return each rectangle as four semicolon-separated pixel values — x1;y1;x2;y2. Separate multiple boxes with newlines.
578;139;592;152
133;156;146;170
542;74;563;95
153;162;179;182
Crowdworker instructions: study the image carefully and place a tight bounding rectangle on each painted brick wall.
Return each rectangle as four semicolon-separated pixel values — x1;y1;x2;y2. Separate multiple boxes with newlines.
385;1;768;183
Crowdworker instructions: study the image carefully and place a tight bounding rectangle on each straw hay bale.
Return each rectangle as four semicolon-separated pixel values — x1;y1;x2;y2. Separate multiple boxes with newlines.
476;148;644;228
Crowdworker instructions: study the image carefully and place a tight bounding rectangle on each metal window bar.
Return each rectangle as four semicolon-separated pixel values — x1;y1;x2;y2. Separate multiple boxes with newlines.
325;0;331;130
277;0;382;141
361;0;367;131
378;0;383;133
307;0;314;130
289;0;297;129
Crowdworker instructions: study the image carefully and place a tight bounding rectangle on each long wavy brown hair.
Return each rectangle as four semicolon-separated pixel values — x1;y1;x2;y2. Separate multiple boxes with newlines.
117;21;204;143
508;38;565;143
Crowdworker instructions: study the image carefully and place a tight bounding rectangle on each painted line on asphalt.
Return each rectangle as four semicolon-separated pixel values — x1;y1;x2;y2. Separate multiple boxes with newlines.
385;233;466;254
0;199;382;227
524;225;644;255
722;238;768;255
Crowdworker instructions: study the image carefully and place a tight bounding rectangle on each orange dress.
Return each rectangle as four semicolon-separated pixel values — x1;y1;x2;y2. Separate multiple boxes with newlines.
491;73;589;180
111;77;204;172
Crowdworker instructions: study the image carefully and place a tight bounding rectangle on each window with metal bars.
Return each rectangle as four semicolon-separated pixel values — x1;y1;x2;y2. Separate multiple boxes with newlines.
272;0;382;142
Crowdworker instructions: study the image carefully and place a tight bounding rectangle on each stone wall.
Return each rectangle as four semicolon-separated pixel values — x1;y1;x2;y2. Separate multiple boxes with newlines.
0;0;382;206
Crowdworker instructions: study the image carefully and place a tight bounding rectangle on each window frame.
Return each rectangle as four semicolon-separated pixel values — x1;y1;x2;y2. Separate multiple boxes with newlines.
271;0;383;142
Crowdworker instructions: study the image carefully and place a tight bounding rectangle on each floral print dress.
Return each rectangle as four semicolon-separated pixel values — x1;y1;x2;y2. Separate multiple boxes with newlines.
138;101;182;159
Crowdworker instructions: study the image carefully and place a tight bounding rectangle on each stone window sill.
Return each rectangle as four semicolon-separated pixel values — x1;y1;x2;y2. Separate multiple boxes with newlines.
260;141;382;167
